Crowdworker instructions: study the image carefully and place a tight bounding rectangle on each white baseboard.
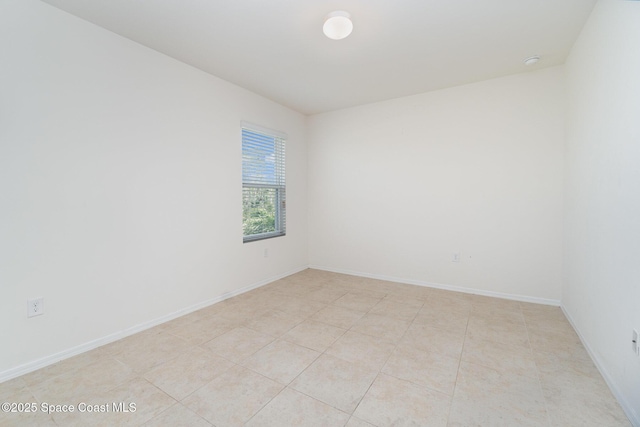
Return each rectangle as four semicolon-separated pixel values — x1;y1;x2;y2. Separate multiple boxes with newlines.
308;265;560;306
0;265;307;384
561;307;639;427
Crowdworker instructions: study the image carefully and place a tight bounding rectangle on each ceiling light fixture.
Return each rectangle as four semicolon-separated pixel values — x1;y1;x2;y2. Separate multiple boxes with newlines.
323;11;353;40
524;55;540;66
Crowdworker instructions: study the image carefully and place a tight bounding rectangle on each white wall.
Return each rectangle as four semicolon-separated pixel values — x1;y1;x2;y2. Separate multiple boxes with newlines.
563;1;640;423
308;67;565;302
0;0;307;377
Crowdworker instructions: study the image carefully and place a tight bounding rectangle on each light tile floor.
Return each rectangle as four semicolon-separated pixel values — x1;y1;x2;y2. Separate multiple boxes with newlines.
0;269;631;426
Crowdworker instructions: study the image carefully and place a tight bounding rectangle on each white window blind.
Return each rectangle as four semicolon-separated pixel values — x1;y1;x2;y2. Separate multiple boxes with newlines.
242;124;286;242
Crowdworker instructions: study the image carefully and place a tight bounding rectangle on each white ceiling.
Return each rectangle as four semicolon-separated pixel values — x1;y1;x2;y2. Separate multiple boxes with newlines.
41;0;597;115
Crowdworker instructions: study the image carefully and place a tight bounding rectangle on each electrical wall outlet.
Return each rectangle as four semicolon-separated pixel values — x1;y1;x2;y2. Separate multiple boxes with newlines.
633;329;639;356
452;252;460;262
27;298;44;318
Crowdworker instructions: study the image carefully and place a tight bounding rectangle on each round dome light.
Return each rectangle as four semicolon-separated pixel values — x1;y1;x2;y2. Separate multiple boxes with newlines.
323;11;353;40
524;55;541;66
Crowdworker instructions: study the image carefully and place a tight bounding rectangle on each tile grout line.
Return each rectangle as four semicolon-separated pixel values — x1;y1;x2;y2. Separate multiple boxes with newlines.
522;308;554;427
443;301;470;425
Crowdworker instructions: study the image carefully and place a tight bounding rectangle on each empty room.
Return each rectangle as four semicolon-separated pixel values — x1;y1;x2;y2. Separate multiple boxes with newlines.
1;0;639;426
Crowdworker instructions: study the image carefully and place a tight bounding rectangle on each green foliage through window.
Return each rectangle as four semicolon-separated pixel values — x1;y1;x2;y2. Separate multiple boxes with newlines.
243;187;276;236
242;125;286;242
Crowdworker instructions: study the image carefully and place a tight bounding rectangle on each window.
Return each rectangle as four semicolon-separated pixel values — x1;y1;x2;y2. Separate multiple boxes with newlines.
242;123;286;242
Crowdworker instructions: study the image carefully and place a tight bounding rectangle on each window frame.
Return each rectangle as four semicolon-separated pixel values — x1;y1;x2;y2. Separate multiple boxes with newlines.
241;122;286;243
